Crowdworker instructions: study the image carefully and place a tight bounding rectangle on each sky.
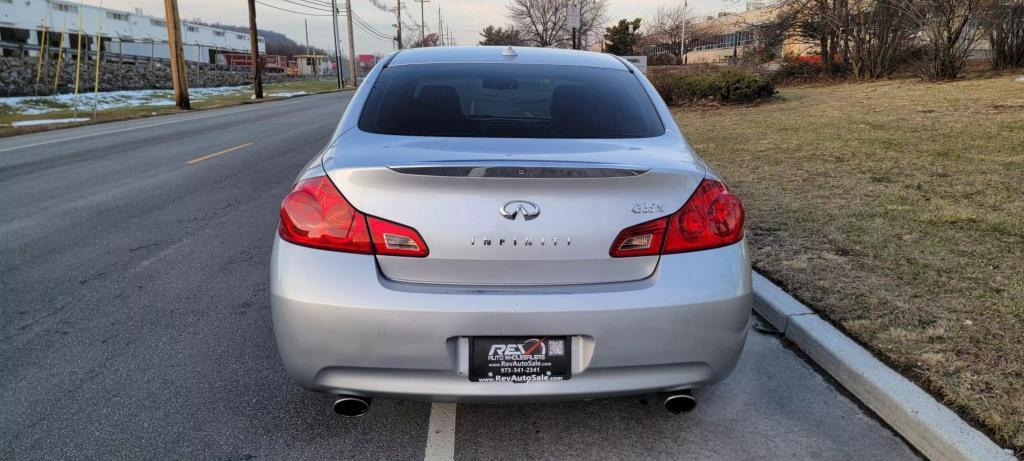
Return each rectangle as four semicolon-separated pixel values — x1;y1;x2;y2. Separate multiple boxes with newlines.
97;0;746;56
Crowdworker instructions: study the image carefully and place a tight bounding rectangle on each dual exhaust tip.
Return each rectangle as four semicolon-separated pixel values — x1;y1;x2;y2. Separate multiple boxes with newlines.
332;391;695;417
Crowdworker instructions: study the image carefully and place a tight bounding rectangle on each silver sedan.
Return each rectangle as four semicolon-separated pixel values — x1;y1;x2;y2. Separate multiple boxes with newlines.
271;46;751;417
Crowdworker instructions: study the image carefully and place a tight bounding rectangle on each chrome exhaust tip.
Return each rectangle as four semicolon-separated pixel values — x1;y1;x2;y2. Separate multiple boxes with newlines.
333;395;372;417
662;391;697;415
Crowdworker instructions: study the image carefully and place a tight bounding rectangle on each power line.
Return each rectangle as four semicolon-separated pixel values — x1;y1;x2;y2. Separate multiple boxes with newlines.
278;0;333;12
367;0;395;13
255;0;393;40
349;10;393;40
254;0;333;16
352;15;392;40
401;4;420;29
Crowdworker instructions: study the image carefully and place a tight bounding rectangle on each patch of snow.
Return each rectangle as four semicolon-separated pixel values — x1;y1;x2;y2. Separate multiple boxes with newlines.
268;91;308;98
1015;76;1024;83
0;86;250;115
11;117;90;127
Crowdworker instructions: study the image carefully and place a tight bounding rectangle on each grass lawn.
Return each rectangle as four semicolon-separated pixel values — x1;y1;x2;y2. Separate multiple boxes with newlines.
674;74;1024;453
0;79;344;137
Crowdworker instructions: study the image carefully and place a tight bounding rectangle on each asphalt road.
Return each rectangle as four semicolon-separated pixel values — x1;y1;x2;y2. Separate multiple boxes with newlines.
0;93;920;460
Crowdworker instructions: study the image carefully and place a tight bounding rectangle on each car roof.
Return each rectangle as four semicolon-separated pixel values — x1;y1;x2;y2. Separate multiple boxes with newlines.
387;46;630;70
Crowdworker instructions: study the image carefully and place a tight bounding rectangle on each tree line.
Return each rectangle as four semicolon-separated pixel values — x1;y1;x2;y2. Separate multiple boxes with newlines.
763;0;1024;79
475;0;1024;80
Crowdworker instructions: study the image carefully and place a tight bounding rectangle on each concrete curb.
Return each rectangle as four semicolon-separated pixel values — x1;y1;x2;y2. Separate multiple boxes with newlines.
751;272;1016;461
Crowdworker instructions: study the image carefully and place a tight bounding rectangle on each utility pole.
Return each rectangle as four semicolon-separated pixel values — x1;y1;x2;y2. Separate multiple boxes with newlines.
330;0;343;88
247;0;262;99
415;0;428;43
395;0;402;49
680;0;687;64
163;0;190;109
304;19;319;78
73;4;84;117
345;0;356;86
437;8;443;46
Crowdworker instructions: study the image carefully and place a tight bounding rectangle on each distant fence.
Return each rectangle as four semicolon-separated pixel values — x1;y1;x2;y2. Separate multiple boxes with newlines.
0;42;336;97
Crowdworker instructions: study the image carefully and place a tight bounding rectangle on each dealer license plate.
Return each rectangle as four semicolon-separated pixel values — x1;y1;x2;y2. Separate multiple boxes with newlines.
470;336;570;383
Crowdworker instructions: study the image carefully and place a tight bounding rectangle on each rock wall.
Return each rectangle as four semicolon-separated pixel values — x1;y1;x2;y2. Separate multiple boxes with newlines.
0;57;287;97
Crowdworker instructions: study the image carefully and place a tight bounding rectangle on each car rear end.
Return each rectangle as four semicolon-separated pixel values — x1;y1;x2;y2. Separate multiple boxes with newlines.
270;47;751;403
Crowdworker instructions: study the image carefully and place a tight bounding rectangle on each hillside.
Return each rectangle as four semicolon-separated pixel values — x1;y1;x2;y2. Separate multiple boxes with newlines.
188;19;328;57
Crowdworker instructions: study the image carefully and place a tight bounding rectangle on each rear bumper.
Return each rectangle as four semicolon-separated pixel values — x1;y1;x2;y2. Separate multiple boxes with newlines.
270;237;752;403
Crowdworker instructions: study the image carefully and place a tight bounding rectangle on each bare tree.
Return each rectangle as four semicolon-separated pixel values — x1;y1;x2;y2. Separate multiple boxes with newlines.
639;5;723;55
916;0;986;79
644;4;688;47
479;25;527;46
847;0;923;79
741;10;804;64
507;0;609;48
407;33;440;48
778;0;922;79
786;0;849;73
983;0;1024;70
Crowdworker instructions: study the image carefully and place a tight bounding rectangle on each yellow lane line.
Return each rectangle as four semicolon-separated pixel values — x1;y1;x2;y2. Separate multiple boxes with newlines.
186;142;254;165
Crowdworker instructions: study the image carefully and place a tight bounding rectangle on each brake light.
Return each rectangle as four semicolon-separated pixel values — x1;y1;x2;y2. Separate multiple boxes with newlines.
279;176;372;253
610;179;744;257
279;176;429;257
367;216;429;257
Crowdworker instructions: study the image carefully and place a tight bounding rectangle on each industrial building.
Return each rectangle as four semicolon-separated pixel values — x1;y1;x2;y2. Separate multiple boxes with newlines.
683;3;814;64
0;0;265;63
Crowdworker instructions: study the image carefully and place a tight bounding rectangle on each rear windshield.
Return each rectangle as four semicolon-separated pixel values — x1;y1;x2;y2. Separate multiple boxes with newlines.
357;64;664;138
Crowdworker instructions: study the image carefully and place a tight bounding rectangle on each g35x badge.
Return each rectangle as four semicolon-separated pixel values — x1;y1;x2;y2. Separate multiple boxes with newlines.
631;202;664;214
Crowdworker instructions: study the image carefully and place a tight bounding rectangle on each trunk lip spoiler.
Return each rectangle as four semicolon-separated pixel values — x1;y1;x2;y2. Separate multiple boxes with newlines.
385;161;651;178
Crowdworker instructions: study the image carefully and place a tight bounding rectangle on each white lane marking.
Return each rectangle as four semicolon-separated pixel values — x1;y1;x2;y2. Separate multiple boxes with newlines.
423;403;457;461
0;96;322;154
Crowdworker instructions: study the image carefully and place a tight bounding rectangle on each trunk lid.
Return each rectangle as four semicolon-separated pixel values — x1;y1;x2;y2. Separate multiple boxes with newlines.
324;132;705;285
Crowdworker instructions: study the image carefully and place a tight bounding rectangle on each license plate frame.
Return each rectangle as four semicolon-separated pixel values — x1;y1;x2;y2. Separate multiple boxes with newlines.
469;336;571;383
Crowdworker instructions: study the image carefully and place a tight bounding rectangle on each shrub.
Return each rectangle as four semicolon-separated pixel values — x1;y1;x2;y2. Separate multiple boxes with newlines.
648;52;679;66
669;69;775;105
647;71;678;105
768;57;827;84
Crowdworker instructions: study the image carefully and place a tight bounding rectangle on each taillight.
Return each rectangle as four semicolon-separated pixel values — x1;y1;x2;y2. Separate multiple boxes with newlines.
367;216;429;257
279;176;372;253
279;176;428;257
610;178;744;257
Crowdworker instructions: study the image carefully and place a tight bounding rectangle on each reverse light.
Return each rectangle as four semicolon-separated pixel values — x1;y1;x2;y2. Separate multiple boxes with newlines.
609;217;668;257
610;179;744;257
367;216;429;257
279;176;427;257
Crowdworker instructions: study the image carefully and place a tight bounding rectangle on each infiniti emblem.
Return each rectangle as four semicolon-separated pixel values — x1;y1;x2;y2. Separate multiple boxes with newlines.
499;200;540;221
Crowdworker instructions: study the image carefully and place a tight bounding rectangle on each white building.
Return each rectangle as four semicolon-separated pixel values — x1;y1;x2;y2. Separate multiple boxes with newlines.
293;54;329;76
0;0;265;63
